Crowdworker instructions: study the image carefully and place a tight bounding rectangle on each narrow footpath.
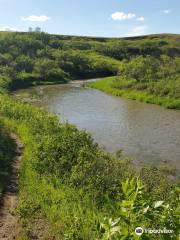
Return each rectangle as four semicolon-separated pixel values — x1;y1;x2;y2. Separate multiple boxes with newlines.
0;134;23;240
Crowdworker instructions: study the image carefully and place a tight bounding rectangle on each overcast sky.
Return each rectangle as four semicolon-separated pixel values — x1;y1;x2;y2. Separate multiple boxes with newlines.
0;0;179;37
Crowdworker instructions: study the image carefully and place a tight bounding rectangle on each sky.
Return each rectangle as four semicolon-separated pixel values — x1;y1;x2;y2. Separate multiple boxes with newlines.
0;0;179;37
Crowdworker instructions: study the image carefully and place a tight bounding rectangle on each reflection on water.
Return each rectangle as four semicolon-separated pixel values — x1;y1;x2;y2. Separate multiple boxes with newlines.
14;82;180;173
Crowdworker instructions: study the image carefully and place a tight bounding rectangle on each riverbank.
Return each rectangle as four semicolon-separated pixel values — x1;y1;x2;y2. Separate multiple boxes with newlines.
88;77;180;110
0;94;178;239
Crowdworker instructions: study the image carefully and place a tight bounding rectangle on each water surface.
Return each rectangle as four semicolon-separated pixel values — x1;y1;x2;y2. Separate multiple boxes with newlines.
14;81;180;172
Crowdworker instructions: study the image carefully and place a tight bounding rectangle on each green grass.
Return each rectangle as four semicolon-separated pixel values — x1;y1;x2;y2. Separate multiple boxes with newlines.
88;77;180;109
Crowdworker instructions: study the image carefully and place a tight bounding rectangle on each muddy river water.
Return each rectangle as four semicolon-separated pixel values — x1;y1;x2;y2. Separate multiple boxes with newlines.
14;80;180;173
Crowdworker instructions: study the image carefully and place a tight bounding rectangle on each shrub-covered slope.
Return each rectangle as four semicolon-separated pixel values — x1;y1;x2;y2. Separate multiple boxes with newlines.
0;95;178;239
0;32;179;93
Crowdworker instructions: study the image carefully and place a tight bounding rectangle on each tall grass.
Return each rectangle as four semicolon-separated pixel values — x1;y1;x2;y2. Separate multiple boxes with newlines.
89;77;180;109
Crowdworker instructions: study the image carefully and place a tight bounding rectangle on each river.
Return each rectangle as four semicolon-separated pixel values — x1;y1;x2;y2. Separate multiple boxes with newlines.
13;80;180;173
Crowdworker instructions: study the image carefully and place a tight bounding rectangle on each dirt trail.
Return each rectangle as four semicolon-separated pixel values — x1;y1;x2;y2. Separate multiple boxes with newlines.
0;134;23;240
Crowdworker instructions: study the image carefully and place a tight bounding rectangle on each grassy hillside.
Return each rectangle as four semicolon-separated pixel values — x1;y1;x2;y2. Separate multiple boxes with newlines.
89;76;180;109
88;35;180;109
89;54;180;109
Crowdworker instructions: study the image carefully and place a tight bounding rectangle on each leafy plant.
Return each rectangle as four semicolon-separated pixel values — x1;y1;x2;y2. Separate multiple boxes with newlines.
98;178;178;240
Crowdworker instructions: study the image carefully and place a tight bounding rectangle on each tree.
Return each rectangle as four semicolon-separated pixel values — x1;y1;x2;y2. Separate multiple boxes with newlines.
28;27;33;32
35;27;41;33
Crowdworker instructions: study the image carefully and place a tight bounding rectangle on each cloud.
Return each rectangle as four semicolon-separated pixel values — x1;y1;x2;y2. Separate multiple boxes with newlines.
163;9;171;14
111;11;136;21
137;16;145;21
127;25;148;36
0;26;19;32
21;15;51;22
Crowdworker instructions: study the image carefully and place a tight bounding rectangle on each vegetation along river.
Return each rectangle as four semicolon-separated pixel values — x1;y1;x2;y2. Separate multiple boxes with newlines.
14;80;180;174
